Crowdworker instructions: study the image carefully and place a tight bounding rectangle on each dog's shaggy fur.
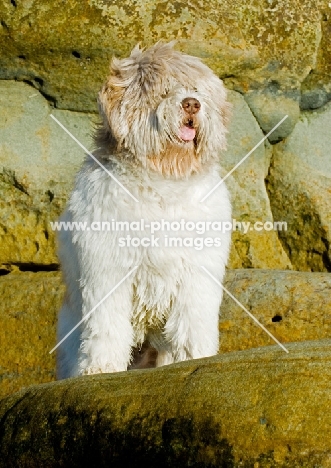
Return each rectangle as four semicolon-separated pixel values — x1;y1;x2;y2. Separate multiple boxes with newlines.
56;42;232;378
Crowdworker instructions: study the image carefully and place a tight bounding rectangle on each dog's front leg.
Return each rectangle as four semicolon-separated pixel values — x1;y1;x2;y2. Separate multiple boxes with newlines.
164;267;222;363
78;278;134;375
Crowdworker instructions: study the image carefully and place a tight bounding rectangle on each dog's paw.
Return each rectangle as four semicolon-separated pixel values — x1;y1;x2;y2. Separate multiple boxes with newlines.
80;364;124;375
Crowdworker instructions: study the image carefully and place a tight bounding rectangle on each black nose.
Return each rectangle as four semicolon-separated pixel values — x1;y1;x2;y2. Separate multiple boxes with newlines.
181;97;201;115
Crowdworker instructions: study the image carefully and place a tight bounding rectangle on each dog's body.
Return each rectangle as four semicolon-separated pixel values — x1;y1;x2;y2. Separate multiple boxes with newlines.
57;43;232;378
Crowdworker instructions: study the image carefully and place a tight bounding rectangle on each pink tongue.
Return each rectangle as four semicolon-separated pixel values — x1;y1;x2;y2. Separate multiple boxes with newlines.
178;126;196;141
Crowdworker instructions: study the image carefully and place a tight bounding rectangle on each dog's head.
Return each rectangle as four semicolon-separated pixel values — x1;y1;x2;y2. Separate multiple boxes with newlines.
97;42;230;177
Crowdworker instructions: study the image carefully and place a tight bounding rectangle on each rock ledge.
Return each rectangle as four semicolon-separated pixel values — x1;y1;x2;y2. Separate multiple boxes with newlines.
0;339;330;467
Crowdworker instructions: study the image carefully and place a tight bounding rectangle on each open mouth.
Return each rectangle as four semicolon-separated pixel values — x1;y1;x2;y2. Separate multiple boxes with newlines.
178;120;196;141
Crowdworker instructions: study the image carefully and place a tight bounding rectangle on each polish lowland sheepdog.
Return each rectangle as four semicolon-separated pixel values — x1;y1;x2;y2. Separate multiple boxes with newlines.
56;42;232;378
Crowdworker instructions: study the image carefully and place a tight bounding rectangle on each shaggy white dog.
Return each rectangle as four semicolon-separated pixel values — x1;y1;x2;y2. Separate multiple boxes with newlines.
56;42;232;378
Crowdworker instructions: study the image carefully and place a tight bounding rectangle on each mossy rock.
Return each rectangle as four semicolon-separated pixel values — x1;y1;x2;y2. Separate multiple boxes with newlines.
0;0;325;111
0;340;331;467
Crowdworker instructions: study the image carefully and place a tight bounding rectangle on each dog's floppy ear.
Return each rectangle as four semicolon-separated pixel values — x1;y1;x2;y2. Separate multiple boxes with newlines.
107;54;139;89
97;90;108;126
95;90;120;152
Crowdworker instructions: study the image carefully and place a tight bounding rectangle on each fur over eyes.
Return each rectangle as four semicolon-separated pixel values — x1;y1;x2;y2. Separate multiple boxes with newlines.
95;42;231;178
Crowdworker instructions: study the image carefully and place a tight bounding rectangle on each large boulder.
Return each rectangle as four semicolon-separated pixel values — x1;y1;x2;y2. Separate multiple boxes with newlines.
0;81;94;265
225;91;291;269
219;269;331;352
0;0;325;112
244;86;300;142
0;272;64;399
0;339;330;467
267;100;331;271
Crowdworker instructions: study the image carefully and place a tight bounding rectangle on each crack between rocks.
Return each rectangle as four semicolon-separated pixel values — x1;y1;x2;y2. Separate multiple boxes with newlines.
1;168;29;196
21;79;57;107
264;150;288;254
321;237;331;272
0;263;59;275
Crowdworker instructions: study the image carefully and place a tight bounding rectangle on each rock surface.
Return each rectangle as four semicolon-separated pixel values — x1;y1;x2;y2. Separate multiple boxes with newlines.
244;87;300;142
0;339;330;467
219;269;331;353
0;0;326;112
0;81;95;265
300;3;331;110
0;272;64;399
225;91;291;269
1;269;330;399
267;100;331;271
